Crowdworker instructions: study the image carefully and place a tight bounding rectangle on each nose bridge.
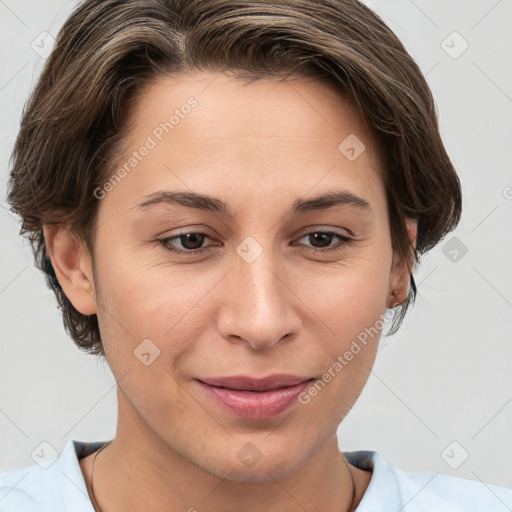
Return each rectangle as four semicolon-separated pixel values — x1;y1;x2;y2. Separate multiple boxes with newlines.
241;249;284;316
219;236;301;350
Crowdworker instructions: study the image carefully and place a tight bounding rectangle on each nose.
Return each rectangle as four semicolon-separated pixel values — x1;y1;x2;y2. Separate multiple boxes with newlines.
217;246;302;350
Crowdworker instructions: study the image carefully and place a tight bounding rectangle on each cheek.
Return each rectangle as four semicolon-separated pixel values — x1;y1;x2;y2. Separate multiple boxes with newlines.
94;234;198;331
298;291;384;433
298;248;391;334
294;249;390;413
93;247;225;384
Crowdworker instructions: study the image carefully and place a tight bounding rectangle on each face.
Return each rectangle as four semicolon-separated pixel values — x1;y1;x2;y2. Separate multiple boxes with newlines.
49;71;412;481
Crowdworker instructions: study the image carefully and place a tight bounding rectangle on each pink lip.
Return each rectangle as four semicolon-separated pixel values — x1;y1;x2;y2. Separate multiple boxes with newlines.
195;374;314;420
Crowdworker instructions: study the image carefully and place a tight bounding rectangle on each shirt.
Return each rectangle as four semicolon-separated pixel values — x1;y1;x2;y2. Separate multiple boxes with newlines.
1;439;511;511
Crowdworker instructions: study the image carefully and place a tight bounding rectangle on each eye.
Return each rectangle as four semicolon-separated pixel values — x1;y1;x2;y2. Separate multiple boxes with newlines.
294;229;353;253
158;231;215;255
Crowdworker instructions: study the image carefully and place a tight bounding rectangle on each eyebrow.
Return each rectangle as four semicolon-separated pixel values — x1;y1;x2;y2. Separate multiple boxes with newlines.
134;189;371;216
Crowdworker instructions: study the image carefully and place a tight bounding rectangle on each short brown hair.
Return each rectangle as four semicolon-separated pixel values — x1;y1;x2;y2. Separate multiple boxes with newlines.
7;0;462;357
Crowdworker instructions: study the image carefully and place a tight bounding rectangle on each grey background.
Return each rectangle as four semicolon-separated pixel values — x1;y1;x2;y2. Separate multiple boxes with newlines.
1;0;511;488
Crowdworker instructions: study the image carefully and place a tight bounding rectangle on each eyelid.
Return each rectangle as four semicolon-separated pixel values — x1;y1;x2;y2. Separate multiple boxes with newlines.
295;225;353;239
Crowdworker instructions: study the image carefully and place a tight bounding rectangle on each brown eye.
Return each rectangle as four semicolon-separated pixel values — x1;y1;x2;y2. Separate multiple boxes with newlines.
295;230;352;253
176;233;207;250
158;232;214;254
307;232;336;248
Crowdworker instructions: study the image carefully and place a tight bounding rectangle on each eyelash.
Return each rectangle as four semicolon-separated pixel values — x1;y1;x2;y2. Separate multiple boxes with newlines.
157;229;353;255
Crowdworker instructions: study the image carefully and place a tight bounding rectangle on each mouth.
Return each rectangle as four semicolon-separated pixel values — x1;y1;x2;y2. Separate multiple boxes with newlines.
194;374;315;420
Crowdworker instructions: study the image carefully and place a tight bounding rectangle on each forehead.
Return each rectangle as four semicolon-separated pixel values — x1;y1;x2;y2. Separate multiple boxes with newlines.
125;71;374;144
104;71;385;211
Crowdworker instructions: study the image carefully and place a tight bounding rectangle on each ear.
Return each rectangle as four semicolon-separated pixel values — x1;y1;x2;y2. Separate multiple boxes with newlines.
43;224;97;316
386;217;417;309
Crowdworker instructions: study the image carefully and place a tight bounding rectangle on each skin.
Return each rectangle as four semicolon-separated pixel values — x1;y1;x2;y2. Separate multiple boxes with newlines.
44;71;416;512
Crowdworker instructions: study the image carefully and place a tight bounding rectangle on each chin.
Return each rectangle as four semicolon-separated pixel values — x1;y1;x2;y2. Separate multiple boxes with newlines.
220;460;303;483
199;445;309;483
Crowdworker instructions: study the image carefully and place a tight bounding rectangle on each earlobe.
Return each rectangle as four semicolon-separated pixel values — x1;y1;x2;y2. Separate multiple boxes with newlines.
387;289;400;309
43;224;97;316
387;217;418;309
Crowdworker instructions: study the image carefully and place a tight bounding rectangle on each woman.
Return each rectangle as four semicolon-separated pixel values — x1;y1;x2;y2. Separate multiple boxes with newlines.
1;0;511;510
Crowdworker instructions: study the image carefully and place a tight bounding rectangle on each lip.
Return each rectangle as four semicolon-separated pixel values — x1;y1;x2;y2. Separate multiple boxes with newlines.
198;374;313;391
195;374;314;420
